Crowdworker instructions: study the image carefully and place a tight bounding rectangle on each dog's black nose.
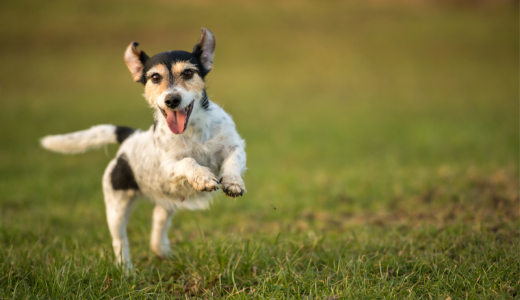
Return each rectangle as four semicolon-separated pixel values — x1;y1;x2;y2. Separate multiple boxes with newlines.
164;94;182;109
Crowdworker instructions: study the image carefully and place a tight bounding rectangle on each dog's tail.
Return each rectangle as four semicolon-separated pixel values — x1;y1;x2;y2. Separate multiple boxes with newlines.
40;125;135;154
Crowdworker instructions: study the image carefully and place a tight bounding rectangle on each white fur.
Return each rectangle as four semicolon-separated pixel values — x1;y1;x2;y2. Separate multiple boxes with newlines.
42;28;245;269
41;125;118;154
42;98;246;268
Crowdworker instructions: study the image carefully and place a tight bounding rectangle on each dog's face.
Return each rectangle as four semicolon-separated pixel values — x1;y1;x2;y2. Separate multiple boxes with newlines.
124;28;216;134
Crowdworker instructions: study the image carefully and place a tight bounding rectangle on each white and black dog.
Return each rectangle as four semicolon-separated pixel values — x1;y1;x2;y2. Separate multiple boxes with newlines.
41;28;246;268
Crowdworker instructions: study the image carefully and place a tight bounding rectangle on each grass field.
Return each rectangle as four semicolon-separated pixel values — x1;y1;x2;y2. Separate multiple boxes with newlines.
0;0;518;298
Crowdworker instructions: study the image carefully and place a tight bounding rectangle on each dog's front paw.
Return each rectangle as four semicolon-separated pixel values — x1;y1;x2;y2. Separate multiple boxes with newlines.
188;167;219;192
220;174;246;197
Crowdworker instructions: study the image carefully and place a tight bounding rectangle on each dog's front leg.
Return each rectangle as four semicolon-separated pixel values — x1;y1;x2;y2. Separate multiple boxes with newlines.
220;146;247;197
168;157;219;192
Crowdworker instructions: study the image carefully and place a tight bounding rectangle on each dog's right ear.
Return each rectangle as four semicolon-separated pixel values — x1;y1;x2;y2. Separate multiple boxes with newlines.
124;42;149;84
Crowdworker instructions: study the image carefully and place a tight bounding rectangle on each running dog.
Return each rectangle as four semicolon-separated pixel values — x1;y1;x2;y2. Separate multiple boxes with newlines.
41;28;246;269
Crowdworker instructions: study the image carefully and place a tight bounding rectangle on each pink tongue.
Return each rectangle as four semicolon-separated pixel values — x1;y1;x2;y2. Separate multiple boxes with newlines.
166;109;188;134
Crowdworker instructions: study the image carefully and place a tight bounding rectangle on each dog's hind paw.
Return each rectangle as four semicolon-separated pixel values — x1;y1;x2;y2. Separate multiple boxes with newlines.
220;175;246;198
188;167;219;192
151;243;172;260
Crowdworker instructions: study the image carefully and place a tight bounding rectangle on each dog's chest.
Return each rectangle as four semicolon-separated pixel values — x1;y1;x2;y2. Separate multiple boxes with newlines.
129;123;227;200
173;140;222;172
155;123;223;171
153;141;221;200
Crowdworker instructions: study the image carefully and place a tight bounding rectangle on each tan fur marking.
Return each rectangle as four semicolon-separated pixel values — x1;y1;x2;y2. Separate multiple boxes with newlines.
171;62;205;93
171;62;193;77
144;65;169;105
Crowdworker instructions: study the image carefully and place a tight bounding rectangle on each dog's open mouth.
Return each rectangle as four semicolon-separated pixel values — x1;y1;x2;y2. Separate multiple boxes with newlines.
159;101;194;134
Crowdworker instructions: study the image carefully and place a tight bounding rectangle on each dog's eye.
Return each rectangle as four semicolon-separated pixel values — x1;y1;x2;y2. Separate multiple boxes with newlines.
183;70;193;79
151;74;161;83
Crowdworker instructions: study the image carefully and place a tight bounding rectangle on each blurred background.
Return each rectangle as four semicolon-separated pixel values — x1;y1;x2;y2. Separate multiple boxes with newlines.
0;0;518;250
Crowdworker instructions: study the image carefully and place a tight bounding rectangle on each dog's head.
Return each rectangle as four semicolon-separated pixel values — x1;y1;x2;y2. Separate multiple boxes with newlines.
124;28;216;134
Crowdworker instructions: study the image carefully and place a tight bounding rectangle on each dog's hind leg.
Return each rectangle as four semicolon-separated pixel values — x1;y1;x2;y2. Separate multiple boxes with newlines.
150;205;175;259
102;159;138;270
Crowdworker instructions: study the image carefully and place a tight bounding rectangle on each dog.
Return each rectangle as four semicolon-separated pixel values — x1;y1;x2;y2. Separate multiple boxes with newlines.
41;28;246;269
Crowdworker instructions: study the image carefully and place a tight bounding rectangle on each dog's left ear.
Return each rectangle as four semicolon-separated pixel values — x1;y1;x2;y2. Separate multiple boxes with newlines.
124;42;149;84
192;28;216;76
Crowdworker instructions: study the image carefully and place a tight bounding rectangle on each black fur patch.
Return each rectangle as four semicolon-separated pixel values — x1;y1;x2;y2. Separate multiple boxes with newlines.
115;126;135;144
141;51;209;85
200;89;210;110
152;120;157;132
111;154;139;191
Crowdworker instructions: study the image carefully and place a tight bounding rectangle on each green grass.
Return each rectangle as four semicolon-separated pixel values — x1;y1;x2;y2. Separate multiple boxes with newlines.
0;0;518;298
